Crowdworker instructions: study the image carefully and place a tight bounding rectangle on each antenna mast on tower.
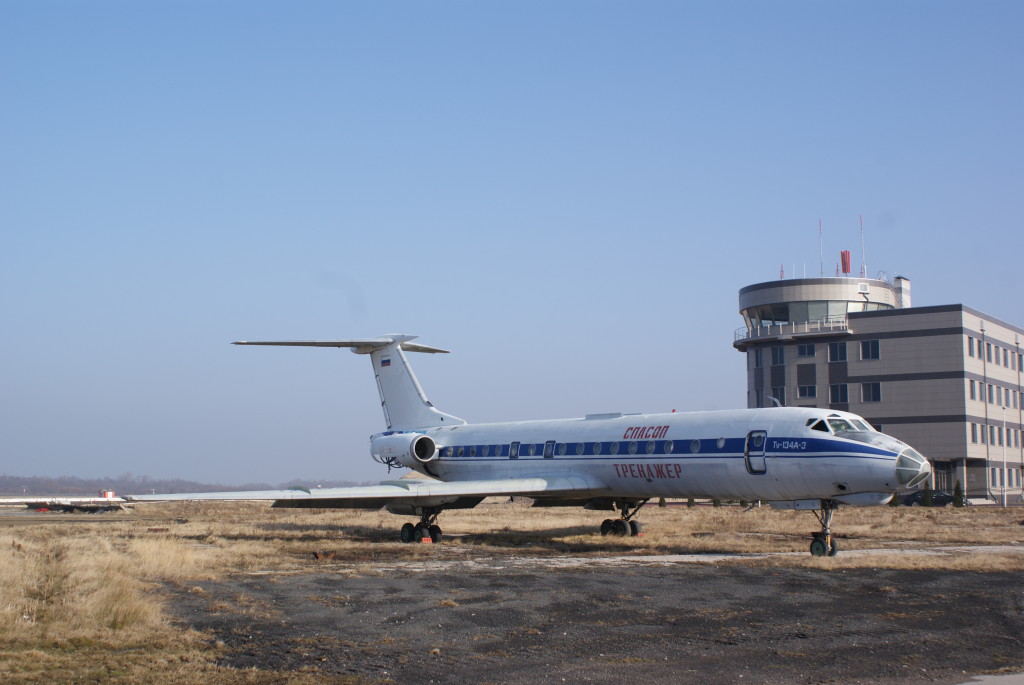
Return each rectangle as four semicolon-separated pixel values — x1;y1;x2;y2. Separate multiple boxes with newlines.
859;214;867;278
819;219;824;276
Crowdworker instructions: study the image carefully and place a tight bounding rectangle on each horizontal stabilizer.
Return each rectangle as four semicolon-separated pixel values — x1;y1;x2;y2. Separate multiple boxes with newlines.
232;336;450;355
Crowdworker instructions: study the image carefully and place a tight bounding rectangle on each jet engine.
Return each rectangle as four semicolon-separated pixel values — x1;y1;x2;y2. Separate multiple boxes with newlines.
370;433;437;469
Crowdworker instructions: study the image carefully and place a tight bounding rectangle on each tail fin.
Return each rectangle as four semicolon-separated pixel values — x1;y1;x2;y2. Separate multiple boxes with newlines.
233;335;466;430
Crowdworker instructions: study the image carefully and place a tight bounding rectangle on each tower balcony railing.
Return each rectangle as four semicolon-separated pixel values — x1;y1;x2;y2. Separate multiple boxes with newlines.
734;316;851;345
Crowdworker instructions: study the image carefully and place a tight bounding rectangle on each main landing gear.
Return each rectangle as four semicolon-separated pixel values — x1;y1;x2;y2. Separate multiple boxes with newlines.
399;510;443;544
809;499;839;557
600;499;648;537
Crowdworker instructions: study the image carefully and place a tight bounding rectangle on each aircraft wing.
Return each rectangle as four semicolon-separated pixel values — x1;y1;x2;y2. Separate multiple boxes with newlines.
126;476;608;510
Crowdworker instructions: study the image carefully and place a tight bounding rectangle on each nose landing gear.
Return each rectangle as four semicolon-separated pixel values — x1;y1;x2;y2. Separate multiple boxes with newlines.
810;500;839;556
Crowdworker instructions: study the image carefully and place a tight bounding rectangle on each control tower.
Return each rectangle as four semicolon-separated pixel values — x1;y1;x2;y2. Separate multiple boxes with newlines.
733;274;911;408
735;276;911;352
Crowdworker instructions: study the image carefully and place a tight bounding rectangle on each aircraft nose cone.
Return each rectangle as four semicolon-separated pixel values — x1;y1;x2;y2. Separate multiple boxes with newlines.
896;447;931;488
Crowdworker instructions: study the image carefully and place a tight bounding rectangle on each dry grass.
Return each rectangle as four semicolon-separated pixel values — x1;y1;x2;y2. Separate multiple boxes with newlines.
1;500;1021;682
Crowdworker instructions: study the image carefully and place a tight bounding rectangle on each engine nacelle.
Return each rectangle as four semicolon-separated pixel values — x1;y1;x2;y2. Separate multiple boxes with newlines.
370;433;437;468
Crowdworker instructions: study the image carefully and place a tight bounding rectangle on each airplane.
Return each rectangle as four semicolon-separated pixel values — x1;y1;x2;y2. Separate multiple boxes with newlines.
128;334;932;557
0;490;126;513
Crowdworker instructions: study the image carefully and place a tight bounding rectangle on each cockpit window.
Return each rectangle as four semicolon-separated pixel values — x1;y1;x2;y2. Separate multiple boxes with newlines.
827;418;856;433
809;420;829;433
850;419;872;431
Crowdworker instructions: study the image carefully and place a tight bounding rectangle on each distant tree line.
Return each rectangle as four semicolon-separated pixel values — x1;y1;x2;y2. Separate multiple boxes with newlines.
0;473;367;496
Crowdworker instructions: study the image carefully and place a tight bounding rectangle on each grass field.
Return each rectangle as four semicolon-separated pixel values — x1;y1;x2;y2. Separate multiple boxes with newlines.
1;501;1022;683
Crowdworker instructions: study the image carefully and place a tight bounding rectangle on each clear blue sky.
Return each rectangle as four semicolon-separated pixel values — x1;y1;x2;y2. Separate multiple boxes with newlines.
2;2;1021;485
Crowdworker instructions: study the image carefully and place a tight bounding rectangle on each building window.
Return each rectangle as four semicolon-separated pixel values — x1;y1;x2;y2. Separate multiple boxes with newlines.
990;425;996;444
860;340;880;360
829;384;848;404
771;346;785;366
754;348;763;368
991;468;998;487
862;382;881;402
798;385;816;399
971;423;978;443
755;388;764;408
981;425;987;444
987;343;993;362
1004;348;1009;367
828;342;847;362
969;380;976;401
798;344;815;357
988;384;994;403
770;386;786;406
968;337;975;357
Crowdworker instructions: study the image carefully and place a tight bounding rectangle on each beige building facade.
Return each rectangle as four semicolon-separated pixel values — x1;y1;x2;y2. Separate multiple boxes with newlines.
734;277;1023;502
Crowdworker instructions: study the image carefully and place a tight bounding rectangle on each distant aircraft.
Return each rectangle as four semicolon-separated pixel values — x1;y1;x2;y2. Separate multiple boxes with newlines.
129;335;931;556
0;490;126;513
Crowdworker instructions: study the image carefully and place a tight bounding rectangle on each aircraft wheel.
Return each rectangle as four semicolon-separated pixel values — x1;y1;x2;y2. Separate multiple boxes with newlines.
827;539;838;557
612;519;629;536
400;522;416;543
600;519;614;536
415;523;432;543
628;520;644;537
809;538;828;557
428;524;443;544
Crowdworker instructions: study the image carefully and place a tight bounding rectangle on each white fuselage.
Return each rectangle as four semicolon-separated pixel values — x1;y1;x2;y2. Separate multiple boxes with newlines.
387;406;927;504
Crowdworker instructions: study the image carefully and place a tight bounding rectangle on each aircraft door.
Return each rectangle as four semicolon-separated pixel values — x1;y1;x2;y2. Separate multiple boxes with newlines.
745;430;767;474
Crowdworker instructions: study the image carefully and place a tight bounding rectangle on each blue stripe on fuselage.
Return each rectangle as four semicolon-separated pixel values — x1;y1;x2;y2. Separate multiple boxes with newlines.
437;436;895;460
